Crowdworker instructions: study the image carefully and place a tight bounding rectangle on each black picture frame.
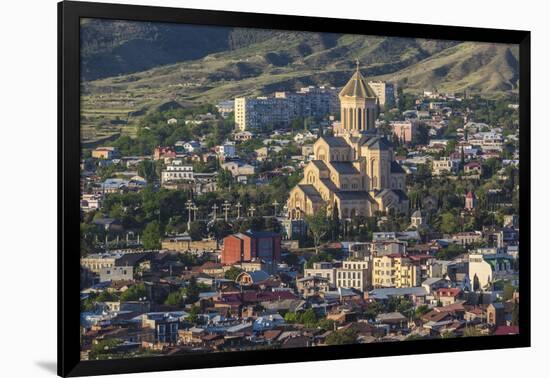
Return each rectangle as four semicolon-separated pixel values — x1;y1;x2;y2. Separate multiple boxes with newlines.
58;1;531;376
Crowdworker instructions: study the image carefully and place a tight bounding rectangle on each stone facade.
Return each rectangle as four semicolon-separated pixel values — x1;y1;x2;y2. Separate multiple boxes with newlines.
287;65;408;220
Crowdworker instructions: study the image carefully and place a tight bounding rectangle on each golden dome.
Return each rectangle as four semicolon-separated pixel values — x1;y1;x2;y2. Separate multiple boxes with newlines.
339;61;377;99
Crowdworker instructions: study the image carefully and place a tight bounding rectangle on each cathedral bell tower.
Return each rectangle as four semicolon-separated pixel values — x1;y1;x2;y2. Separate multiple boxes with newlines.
337;60;378;136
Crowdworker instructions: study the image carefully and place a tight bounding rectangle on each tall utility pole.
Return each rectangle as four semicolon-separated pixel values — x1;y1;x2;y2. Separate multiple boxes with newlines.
104;223;110;254
154;209;160;224
235;202;242;219
185;200;194;230
222;200;231;222
272;200;279;216
211;204;218;221
192;204;198;221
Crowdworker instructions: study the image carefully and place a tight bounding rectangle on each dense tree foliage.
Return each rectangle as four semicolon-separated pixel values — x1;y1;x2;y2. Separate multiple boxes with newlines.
325;327;358;345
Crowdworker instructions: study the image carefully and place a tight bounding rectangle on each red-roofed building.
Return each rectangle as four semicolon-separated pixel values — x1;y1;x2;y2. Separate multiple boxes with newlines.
153;146;177;160
435;288;463;306
217;290;297;306
464;161;482;176
465;191;476;211
493;325;519;336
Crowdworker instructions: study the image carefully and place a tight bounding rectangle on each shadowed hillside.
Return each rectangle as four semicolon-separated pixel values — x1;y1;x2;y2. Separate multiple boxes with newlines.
80;19;519;141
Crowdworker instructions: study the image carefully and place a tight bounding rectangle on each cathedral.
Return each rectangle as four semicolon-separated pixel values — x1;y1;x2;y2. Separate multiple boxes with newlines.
287;63;409;220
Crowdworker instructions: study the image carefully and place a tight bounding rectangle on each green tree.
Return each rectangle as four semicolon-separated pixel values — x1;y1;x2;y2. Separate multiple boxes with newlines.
142;221;162;250
184;276;200;304
284;312;298;323
412;123;429;146
164;289;185;307
137;160;158;182
186;305;201;323
188;221;207;241
120;283;147;302
445;139;457;155
325;328;358;345
217;168;233;189
305;206;330;254
364;301;385;321
317;318;336;332
440;212;459;234
414;305;431;320
90;339;123;360
224;266;243;281
331;202;341;240
301;309;318;327
210;220;232;242
96;291;118;302
435;244;465;260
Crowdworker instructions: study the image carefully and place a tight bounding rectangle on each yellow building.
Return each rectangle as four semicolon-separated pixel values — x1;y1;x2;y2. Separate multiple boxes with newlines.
372;255;420;288
80;254;117;274
287;64;408;220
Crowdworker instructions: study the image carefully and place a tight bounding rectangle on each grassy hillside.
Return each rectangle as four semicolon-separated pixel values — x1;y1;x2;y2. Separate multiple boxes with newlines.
80;22;519;142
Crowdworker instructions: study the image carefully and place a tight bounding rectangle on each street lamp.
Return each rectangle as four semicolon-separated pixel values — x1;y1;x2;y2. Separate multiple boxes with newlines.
104;223;110;254
222;200;231;222
235;202;242;219
185;199;195;231
211;204;218;221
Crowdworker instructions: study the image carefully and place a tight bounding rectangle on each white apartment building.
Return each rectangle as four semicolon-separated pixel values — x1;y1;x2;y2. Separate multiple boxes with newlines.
367;81;395;107
161;160;194;184
234;86;338;131
304;262;337;286
235;97;290;132
81;193;102;212
336;259;371;292
432;157;457;175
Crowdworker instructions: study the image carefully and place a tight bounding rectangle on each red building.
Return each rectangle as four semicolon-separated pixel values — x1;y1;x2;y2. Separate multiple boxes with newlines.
465;191;476;211
153;146;177;160
221;231;281;265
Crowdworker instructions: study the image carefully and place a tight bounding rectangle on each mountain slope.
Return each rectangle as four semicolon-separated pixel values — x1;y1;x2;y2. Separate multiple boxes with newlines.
80;19;280;81
80;21;519;141
377;42;519;94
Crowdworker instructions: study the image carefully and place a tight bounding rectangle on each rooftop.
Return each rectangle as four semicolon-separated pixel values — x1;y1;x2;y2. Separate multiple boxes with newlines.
339;66;377;99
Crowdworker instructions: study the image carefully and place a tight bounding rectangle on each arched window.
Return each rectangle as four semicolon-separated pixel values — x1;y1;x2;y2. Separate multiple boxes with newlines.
357;108;362;130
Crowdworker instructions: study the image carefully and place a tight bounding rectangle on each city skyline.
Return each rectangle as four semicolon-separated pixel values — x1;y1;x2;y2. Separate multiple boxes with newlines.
79;19;521;361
